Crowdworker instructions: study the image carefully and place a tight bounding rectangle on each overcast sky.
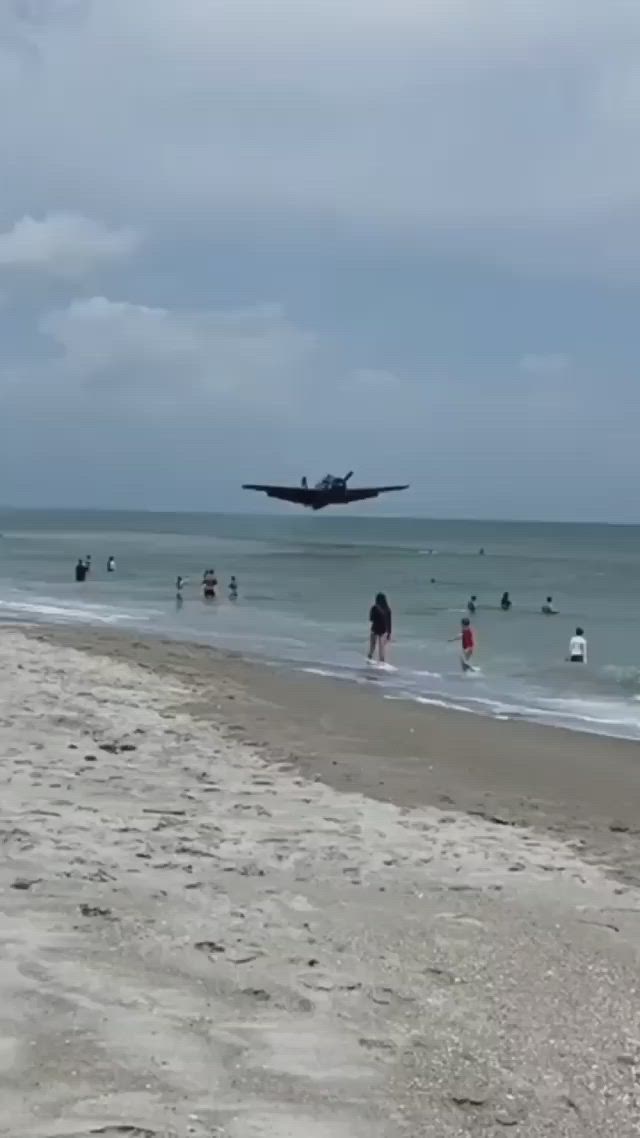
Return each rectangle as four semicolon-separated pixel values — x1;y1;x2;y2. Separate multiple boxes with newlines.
1;0;640;519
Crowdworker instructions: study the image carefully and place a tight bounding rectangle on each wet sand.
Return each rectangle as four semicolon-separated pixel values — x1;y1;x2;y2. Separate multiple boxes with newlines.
2;624;640;1136
24;623;640;887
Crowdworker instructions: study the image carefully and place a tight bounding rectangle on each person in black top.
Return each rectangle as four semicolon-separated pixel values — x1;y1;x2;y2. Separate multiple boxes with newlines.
500;591;512;611
202;569;218;599
75;559;88;582
368;592;392;664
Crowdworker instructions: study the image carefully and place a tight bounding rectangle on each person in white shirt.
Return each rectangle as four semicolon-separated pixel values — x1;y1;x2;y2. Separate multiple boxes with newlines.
568;627;587;663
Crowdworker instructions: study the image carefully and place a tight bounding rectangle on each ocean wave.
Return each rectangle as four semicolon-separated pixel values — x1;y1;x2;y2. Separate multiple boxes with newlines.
600;663;640;691
0;598;145;624
302;656;640;741
392;695;477;715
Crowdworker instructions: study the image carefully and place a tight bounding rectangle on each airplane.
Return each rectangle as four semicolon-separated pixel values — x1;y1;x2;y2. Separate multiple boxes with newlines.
242;471;409;511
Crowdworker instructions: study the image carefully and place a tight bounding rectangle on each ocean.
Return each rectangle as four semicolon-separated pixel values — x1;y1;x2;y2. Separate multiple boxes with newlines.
1;508;640;741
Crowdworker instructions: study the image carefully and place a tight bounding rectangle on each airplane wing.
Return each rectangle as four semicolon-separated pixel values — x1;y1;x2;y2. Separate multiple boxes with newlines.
242;484;315;505
345;485;409;502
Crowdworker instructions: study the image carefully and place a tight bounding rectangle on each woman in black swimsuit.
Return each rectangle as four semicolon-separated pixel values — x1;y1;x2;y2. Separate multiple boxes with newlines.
368;592;392;663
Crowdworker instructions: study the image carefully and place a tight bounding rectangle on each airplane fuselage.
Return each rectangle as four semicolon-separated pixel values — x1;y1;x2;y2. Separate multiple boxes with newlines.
305;489;350;510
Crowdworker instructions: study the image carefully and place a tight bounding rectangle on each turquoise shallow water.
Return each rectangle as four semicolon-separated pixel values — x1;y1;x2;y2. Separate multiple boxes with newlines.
2;508;640;739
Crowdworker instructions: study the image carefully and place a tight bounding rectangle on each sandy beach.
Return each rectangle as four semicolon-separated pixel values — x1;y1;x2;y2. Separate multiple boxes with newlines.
2;625;640;1136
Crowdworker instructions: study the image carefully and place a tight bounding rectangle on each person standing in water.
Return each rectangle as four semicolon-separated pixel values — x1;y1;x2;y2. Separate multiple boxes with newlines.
368;593;392;664
85;555;92;575
202;569;218;599
541;596;557;614
175;575;186;602
568;627;587;663
107;556;116;573
75;558;88;582
450;616;476;672
467;594;477;614
500;591;512;611
228;575;238;601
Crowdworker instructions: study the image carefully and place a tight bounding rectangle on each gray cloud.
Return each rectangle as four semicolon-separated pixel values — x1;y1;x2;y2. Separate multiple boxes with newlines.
39;296;318;410
0;1;639;274
0;2;638;517
0;214;139;276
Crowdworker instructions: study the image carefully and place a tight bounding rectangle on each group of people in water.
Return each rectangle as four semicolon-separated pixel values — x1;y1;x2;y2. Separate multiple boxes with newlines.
368;589;589;672
466;591;558;616
74;554;116;581
175;570;239;602
183;570;239;603
367;591;478;672
73;552;587;671
74;556;238;603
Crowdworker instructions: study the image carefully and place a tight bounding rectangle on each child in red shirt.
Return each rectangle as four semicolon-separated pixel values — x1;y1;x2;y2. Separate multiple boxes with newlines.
450;616;476;672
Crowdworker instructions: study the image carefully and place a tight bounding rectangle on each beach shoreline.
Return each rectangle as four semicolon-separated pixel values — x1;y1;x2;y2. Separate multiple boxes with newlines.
18;620;640;888
2;622;640;1135
4;508;640;745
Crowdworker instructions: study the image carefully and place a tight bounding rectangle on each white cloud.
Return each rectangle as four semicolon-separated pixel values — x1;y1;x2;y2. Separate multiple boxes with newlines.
39;295;317;407
0;214;140;276
13;291;423;449
520;353;571;377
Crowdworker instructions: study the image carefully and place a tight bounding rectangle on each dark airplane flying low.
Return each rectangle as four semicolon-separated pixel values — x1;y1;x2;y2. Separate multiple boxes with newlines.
242;471;409;510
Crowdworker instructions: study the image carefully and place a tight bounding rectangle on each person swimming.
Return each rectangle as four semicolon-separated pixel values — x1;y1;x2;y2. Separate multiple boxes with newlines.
450;616;476;672
368;592;392;664
467;595;477;614
74;558;88;582
541;596;557;615
107;555;116;573
568;627;587;663
229;575;238;601
500;591;512;611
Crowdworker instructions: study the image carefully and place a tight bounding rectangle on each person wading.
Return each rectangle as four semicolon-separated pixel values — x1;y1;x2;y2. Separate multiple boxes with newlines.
368;592;392;664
